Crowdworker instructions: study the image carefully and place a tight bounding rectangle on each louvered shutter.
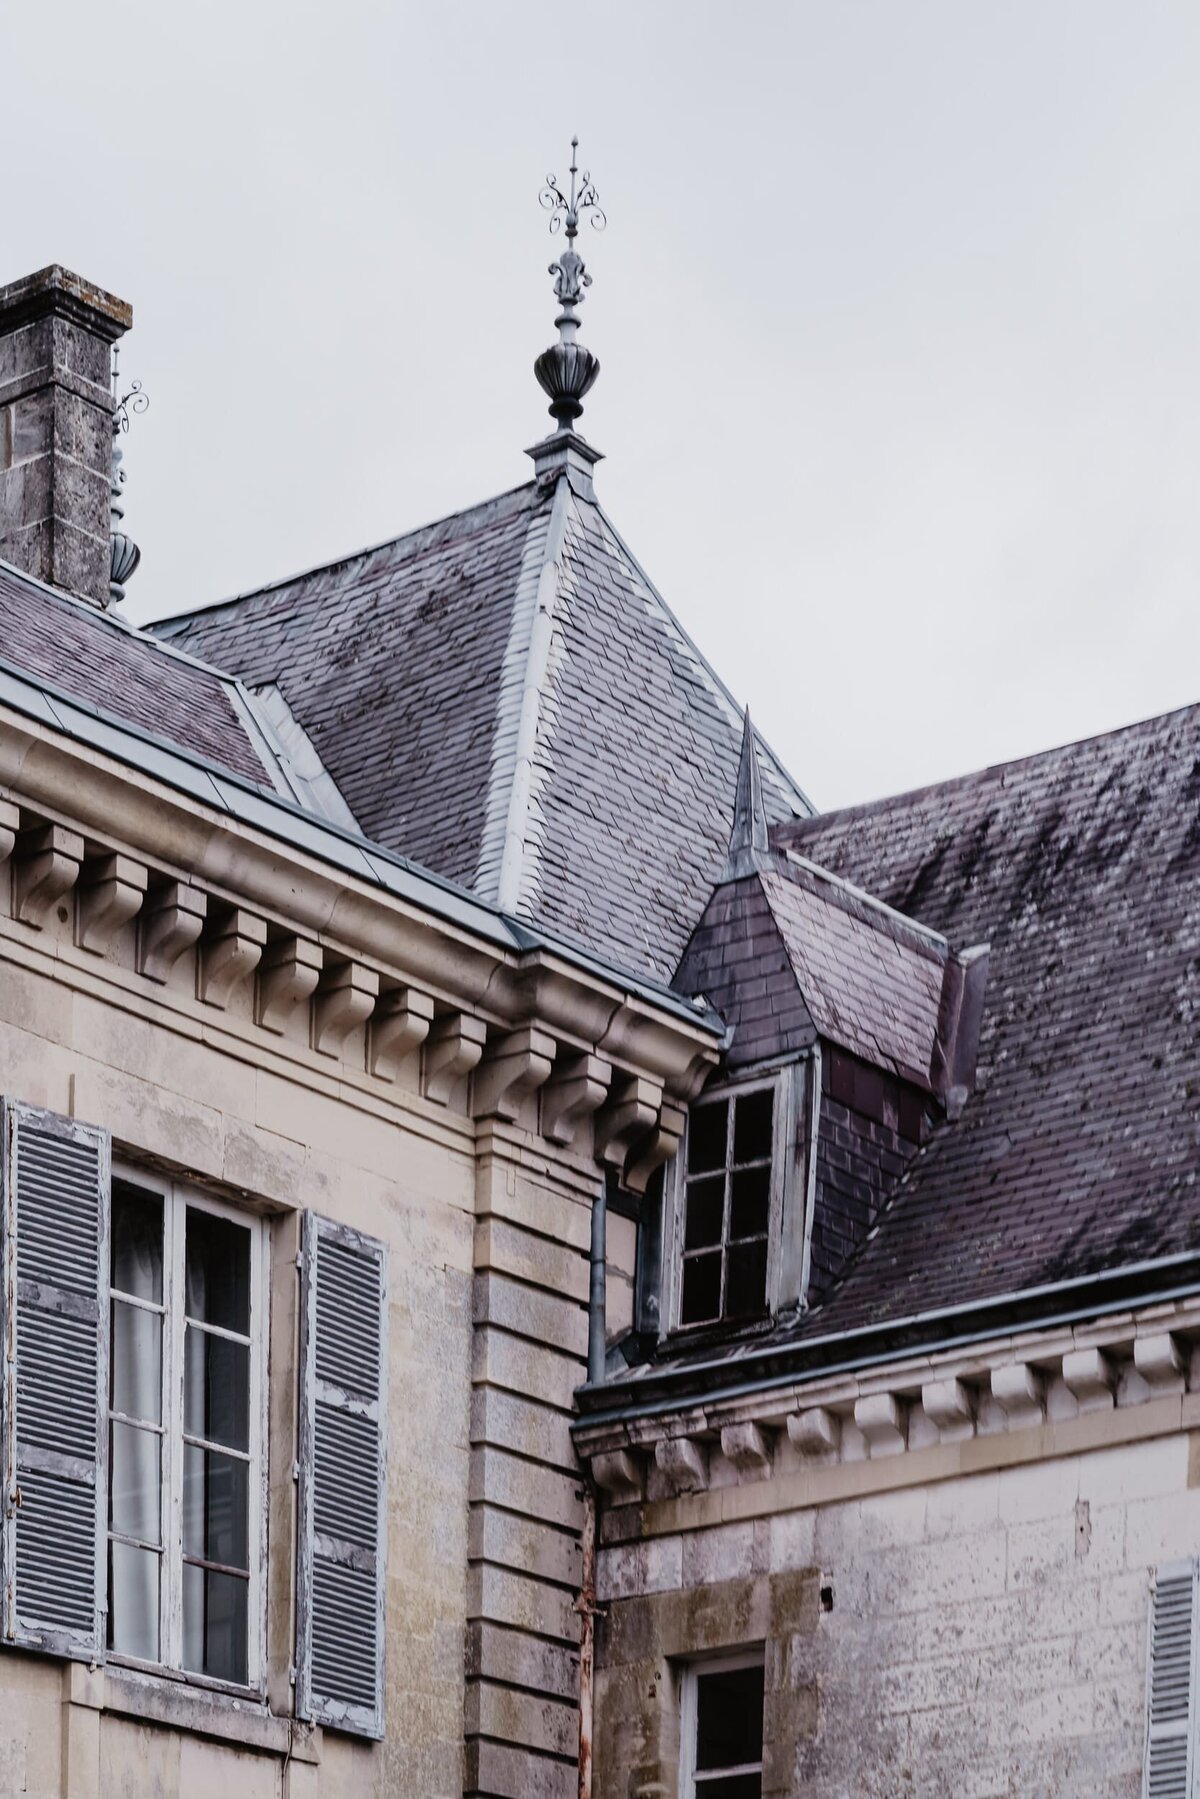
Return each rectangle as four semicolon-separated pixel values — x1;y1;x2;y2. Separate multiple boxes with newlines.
1144;1560;1200;1798
296;1212;388;1738
0;1101;109;1659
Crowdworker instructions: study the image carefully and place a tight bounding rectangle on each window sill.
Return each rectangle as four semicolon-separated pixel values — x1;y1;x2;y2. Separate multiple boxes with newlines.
64;1660;321;1762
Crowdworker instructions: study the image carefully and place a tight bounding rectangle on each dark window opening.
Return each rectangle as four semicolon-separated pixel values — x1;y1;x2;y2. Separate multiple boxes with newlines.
680;1086;774;1328
689;1659;764;1797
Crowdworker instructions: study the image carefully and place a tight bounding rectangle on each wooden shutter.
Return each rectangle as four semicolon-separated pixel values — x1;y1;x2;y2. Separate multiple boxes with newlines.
0;1101;110;1659
1144;1560;1199;1798
296;1212;388;1738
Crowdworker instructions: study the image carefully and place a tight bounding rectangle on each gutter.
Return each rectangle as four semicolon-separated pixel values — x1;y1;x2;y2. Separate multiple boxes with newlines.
573;1248;1200;1434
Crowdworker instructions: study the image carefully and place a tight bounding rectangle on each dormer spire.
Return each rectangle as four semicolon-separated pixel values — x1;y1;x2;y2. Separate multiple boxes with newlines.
720;708;772;881
534;138;604;435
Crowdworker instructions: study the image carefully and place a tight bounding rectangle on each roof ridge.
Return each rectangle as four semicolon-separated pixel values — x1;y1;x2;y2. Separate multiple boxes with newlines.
782;698;1200;835
149;478;544;632
475;473;572;910
771;852;949;958
590;501;815;821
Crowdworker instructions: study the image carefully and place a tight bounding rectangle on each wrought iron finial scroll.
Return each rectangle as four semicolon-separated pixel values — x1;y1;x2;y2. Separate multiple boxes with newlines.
540;137;605;311
534;138;604;434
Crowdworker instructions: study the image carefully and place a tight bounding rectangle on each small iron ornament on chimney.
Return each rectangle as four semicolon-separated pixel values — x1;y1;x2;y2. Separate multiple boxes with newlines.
109;343;148;608
535;138;604;432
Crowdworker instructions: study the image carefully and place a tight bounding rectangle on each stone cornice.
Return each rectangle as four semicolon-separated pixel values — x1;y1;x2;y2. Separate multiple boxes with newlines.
0;707;719;1173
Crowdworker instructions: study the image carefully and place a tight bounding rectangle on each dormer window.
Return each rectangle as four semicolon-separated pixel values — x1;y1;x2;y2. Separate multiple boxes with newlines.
662;1071;806;1334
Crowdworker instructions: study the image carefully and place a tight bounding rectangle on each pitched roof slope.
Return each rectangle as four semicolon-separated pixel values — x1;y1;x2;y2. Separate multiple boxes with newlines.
0;558;274;785
775;704;1200;1333
154;473;809;982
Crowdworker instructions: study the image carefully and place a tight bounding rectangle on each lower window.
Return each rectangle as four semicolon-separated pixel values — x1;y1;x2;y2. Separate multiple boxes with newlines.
680;1654;765;1798
107;1168;266;1687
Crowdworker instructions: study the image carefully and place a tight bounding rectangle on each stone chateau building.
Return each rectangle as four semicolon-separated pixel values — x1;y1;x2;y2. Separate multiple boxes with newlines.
0;153;1197;1799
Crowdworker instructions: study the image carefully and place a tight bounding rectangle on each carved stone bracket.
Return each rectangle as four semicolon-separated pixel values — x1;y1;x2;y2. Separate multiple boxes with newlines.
199;909;268;1009
423;1012;487;1106
854;1392;906;1457
76;853;148;954
473;1026;556;1121
313;961;379;1057
922;1377;975;1440
720;1421;772;1479
1134;1333;1185;1394
255;934;322;1033
787;1406;840;1458
990;1362;1044;1427
1062;1347;1115;1413
540;1052;612;1146
591;1448;643;1505
13;823;84;928
593;1074;663;1170
369;986;435;1083
623;1100;686;1197
0;799;20;865
654;1435;707;1496
138;882;207;984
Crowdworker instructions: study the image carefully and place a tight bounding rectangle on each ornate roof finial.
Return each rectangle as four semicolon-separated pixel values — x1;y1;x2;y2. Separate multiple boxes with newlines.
534;137;605;434
720;708;772;882
109;342;148;609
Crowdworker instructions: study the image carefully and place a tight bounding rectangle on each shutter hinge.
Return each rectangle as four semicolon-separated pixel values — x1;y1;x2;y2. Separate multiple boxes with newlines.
289;1663;297;1686
295;1252;304;1271
292;1460;300;1482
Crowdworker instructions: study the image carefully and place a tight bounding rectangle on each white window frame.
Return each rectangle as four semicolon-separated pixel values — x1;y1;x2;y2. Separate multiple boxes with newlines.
108;1162;269;1695
665;1068;800;1336
679;1650;765;1797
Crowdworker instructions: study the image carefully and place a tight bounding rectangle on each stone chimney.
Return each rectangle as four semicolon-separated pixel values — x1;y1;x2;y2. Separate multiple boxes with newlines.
0;266;131;606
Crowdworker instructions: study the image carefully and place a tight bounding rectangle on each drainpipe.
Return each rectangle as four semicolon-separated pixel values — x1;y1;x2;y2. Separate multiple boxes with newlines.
588;1178;607;1386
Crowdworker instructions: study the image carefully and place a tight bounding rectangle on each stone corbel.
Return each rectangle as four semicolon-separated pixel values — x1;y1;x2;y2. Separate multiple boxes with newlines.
540;1053;612;1147
369;986;435;1082
473;1026;556;1122
787;1406;841;1458
13;823;84;928
1134;1333;1185;1394
423;1012;487;1106
854;1393;906;1457
313;961;379;1057
1062;1347;1115;1413
138;882;207;984
0;799;20;864
199;909;268;1009
922;1377;975;1441
75;853;148;954
991;1362;1045;1427
654;1435;707;1496
255;934;322;1033
591;1448;643;1505
720;1421;773;1479
593;1075;663;1171
623;1101;686;1197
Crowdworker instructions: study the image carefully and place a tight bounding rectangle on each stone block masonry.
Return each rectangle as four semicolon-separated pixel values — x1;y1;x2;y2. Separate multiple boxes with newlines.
0;266;130;606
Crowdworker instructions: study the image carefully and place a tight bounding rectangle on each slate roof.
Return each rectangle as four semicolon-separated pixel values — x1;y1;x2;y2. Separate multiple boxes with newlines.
773;702;1200;1335
152;473;810;983
673;855;951;1086
0;557;276;786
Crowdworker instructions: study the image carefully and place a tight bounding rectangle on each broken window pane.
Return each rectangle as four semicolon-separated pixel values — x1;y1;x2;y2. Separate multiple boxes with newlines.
696;1662;765;1768
733;1089;773;1165
725;1240;768;1318
680;1251;721;1325
687;1098;729;1176
728;1166;769;1240
685;1177;725;1250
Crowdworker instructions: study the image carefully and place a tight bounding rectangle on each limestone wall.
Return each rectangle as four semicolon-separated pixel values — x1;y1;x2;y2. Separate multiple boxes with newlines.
594;1428;1199;1797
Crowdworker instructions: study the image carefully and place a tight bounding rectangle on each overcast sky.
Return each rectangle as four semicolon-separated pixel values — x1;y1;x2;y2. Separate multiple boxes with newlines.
7;3;1200;810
